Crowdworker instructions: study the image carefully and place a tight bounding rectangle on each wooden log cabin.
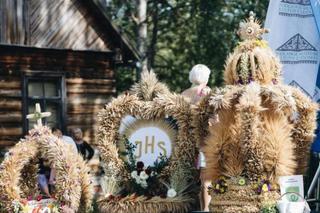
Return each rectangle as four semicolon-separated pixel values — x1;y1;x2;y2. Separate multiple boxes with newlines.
0;0;139;154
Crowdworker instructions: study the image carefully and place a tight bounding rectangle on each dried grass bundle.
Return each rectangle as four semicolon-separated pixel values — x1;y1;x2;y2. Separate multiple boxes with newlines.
0;126;93;212
199;84;317;184
98;195;193;213
130;70;170;101
224;42;281;86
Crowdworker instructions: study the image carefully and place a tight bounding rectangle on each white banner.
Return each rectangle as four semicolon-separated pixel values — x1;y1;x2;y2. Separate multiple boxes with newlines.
264;0;320;100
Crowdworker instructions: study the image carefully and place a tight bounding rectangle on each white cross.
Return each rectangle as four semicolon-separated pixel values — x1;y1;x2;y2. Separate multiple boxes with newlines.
26;103;51;127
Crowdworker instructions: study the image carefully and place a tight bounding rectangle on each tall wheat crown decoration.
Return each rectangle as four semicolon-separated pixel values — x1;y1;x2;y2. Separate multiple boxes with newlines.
237;11;269;41
224;12;282;85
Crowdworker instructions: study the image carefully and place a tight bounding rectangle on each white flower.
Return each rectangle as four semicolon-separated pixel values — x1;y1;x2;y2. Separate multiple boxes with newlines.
167;188;177;198
135;176;141;184
140;180;148;189
131;171;138;179
151;171;155;177
139;171;149;180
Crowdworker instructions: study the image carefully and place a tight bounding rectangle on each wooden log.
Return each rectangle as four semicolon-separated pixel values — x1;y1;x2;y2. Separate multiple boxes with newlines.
67;115;97;125
67;84;114;91
66;78;115;85
0;89;21;97
0;113;22;123
67;95;111;105
0;127;23;136
0;140;17;147
0;80;21;89
0;99;22;110
67;88;115;94
67;104;105;112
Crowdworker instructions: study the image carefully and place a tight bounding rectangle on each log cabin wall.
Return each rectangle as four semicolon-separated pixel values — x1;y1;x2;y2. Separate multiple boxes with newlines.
0;0;138;153
0;73;22;148
0;45;116;150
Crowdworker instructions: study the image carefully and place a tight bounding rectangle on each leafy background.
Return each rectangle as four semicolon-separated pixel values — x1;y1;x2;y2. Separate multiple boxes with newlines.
100;0;269;93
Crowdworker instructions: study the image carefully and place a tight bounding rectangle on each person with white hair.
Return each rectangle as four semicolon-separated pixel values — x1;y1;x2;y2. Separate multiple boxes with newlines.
71;128;94;161
181;64;212;211
181;64;211;104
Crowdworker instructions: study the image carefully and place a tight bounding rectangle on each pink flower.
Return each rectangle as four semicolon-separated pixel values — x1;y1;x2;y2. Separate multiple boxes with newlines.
36;195;42;201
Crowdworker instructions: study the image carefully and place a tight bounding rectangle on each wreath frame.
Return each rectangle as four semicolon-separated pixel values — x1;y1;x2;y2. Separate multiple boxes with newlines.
96;93;196;180
0;126;93;212
94;72;198;213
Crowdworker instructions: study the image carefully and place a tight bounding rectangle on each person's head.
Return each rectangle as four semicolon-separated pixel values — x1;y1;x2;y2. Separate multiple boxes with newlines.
52;127;63;138
189;64;211;86
72;128;83;141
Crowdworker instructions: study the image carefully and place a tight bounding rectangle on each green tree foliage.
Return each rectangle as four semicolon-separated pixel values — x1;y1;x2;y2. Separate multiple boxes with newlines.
104;0;269;93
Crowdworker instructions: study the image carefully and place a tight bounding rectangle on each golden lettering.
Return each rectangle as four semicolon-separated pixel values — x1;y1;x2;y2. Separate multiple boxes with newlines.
135;141;142;158
145;135;155;154
158;141;167;156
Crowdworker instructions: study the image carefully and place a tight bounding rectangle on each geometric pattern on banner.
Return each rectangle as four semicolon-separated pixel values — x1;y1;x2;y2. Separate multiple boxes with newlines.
279;0;314;17
313;86;319;102
276;34;318;64
289;80;313;98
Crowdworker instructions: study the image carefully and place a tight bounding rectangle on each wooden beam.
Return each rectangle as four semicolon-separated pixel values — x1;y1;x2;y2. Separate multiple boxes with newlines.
67;88;115;94
0;127;23;136
67;94;112;104
66;78;115;85
0;99;22;110
0;80;21;89
67;104;105;114
67;115;97;125
0;89;21;97
0;140;17;147
67;83;113;90
0;113;22;123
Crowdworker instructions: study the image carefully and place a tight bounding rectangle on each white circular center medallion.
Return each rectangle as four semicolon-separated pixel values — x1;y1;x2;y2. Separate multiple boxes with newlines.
123;119;175;167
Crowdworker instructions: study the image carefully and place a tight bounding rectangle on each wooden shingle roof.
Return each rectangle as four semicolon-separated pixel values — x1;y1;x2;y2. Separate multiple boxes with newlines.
0;0;139;62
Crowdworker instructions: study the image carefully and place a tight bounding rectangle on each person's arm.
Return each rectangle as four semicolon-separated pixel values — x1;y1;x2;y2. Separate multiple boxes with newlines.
84;142;94;161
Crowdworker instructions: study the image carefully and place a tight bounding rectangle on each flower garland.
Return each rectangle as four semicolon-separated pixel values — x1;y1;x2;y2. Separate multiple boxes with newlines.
211;176;276;196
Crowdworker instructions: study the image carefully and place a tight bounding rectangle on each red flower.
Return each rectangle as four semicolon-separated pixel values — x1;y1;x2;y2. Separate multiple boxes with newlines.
36;195;42;201
160;194;167;198
145;168;152;175
21;199;28;205
107;195;115;201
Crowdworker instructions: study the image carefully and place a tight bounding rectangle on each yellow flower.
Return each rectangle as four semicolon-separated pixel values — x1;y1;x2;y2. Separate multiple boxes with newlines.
238;178;246;186
220;188;225;193
262;184;269;192
254;40;268;48
219;176;226;181
261;175;267;180
215;184;220;190
22;205;30;212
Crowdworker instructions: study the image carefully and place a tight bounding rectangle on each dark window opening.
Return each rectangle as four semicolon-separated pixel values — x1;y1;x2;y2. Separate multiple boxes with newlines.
23;75;66;133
